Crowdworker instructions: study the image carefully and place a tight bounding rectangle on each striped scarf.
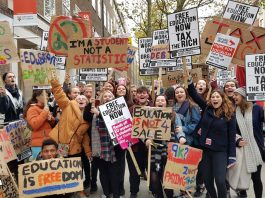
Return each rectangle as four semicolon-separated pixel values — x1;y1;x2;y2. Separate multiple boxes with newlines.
236;105;263;173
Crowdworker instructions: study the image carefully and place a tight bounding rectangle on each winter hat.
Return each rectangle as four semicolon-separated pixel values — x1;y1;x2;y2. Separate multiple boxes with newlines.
234;87;246;98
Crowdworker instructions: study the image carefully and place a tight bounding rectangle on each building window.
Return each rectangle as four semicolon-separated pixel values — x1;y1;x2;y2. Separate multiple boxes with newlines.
44;0;56;21
62;0;71;16
92;0;96;9
97;0;101;19
74;4;81;15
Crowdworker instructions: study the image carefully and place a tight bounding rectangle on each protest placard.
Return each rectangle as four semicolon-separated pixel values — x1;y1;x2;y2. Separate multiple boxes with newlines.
206;33;240;70
192;64;209;80
163;143;202;191
0;175;19;198
140;68;160;76
48;16;92;56
0;155;8;176
132;106;171;140
0;129;17;162
151;44;171;61
0;21;19;65
114;45;138;71
167;7;200;58
79;68;108;82
166;56;192;71
201;16;265;66
245;54;265;101
18;157;83;197
98;97;138;149
217;70;232;87
152;29;169;45
55;56;66;70
20;49;56;86
139;37;152;70
4;120;32;161
67;37;128;69
190;68;202;83
40;31;49;51
223;0;259;25
161;71;183;87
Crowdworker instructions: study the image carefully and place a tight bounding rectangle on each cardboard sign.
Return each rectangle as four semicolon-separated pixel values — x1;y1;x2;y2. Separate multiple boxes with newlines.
132;106;171;140
0;155;8;176
192;64;209;80
201;16;265;66
13;0;37;26
98;97;138;149
245;54;265;101
0;129;17;163
152;29;169;45
167;7;200;58
206;33;240;70
4;120;32;161
0;175;19;198
40;31;49;51
0;21;19;64
20;49;56;86
67;37;128;69
223;0;259;25
151;44;171;61
127;45;138;65
139;37;152;70
163;143;202;191
190;68;202;84
79;68;108;81
48;16;93;56
18;157;83;197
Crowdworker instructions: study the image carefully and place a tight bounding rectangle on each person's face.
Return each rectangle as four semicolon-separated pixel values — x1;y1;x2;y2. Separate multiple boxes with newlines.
136;91;149;105
102;92;114;104
104;82;114;92
41;145;57;160
224;81;236;97
75;95;88;109
233;92;244;105
210;92;223;109
4;73;16;86
78;84;85;93
175;87;186;104
167;99;175;107
68;87;80;100
84;87;93;99
116;86;126;97
36;92;48;104
155;96;167;107
196;80;207;95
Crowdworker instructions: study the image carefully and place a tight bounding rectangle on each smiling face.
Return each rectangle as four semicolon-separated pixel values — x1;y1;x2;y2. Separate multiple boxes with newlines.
102;91;115;104
41;145;57;160
4;72;16;87
68;87;80;100
233;92;244;105
210;91;223;109
224;81;236;97
84;87;93;100
175;87;186;104
104;82;114;93
136;91;149;105
75;95;88;109
196;80;207;94
155;95;167;107
116;85;126;97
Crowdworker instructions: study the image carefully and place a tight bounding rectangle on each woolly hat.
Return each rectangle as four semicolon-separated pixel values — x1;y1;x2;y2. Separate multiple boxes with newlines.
234;87;246;98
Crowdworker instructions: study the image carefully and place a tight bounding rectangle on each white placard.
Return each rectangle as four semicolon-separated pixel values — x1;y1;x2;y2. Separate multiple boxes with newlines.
55;56;66;70
245;54;265;101
79;68;107;81
152;29;169;45
150;59;177;68
223;1;259;25
167;7;200;58
206;33;239;70
139;38;152;70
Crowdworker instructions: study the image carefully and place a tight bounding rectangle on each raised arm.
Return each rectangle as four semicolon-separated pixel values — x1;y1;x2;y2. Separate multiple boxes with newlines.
51;79;70;110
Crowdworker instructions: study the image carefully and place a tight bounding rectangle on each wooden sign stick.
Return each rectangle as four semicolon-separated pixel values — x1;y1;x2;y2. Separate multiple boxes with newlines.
182;57;188;88
206;68;218;101
42;90;48;107
157;67;163;95
147;144;152;187
127;147;141;175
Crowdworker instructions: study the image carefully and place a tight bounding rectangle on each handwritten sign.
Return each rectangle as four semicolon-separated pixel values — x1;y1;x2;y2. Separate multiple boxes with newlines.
20;49;56;86
5;120;32;161
98;97;138;149
18;157;83;197
163;143;202;191
167;8;200;58
206;33;240;70
152;29;169;45
48;16;92;56
139;37;152;70
0;129;17;162
67;38;128;69
245;54;265;101
0;175;19;198
132;106;171;140
114;45;138;71
223;1;259;25
201;16;265;66
192;64;209;80
0;21;19;64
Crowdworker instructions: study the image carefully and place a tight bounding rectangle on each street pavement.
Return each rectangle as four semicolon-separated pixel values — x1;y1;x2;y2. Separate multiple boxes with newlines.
89;162;265;198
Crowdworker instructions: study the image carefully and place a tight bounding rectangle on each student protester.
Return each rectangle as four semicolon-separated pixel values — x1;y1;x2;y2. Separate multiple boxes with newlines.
223;79;239;103
90;90;124;198
48;76;92;198
130;85;137;104
145;95;186;198
23;90;55;160
103;81;116;93
228;87;264;198
127;86;153;198
77;81;86;95
187;78;237;198
195;79;209;100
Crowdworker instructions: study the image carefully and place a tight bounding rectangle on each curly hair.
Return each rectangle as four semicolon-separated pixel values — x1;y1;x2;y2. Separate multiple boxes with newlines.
207;90;235;120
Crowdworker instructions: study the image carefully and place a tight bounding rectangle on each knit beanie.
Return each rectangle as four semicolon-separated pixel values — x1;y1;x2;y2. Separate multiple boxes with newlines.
234;87;246;98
